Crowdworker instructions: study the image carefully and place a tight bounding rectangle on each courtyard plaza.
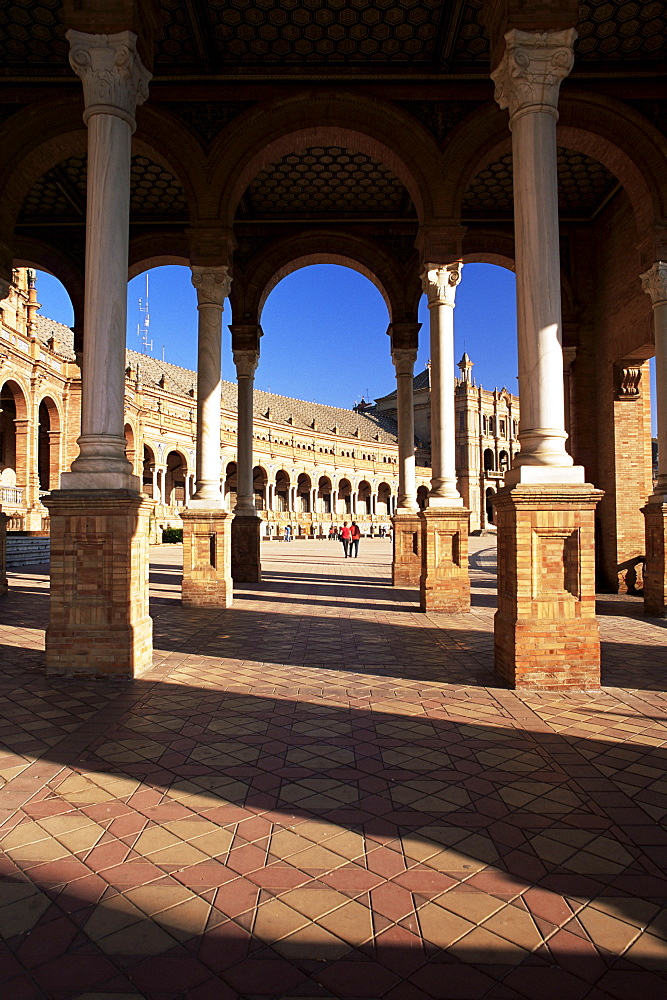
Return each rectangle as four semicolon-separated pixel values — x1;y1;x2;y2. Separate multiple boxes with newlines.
0;538;666;1000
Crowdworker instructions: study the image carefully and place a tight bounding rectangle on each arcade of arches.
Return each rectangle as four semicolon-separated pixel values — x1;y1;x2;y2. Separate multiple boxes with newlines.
0;0;665;692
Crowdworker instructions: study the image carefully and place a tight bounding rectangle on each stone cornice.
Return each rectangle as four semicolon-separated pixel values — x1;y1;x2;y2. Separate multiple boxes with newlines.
67;29;151;128
190;266;232;308
421;263;462;307
641;261;667;306
491;28;577;122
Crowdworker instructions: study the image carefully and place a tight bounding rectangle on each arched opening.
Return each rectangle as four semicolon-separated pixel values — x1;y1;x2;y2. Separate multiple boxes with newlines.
37;396;61;492
225;462;237;505
297;473;312;513
317;476;332;515
165;451;187;507
142;445;156;499
484;449;495;473
275;470;290;513
0;380;28;505
498;450;509;473
337;479;352;516
124;423;136;476
485;487;495;526
377;482;391;515
358;480;372;516
253;466;267;511
417;485;429;511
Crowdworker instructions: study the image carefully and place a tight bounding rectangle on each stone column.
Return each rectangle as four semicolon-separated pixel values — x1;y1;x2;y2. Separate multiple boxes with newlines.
391;347;421;587
491;28;603;688
45;31;153;679
62;31;149;491
232;349;261;582
152;465;159;502
418;264;470;612
182;265;233;606
0;509;8;596
641;262;667;616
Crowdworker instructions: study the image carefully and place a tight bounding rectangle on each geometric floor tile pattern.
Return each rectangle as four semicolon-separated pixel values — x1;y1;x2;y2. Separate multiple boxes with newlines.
0;538;666;999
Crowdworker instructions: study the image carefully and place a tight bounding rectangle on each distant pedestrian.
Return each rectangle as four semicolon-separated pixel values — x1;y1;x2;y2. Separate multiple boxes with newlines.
340;521;351;557
329;525;335;541
349;521;361;558
284;524;292;543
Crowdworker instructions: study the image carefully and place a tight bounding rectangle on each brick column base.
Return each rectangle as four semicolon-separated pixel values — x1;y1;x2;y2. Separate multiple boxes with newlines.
43;490;154;678
391;511;421;587
419;507;471;613
232;514;262;582
181;508;233;607
493;484;603;690
0;511;8;596
642;500;667;617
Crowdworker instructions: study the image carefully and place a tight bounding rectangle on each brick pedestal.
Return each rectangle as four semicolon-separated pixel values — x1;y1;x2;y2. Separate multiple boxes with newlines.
231;513;262;582
642;500;667;617
43;490;154;678
181;508;233;607
419;507;470;613
391;511;421;587
0;511;8;596
493;484;603;689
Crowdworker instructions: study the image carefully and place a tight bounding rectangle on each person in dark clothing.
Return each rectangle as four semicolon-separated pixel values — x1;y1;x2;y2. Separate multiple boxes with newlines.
349;521;361;558
340;521;351;557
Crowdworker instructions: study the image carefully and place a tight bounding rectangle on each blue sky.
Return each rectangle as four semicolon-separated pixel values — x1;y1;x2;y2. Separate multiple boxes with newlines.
35;262;520;407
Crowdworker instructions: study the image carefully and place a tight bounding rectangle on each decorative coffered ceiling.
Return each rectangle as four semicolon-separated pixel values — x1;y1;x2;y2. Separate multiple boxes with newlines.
1;1;665;73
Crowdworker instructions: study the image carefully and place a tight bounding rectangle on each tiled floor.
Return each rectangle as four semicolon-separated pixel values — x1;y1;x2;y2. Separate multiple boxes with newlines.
0;537;666;1000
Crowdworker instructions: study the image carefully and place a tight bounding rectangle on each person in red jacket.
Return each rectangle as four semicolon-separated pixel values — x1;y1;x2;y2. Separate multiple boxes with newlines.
349;521;361;558
340;521;352;557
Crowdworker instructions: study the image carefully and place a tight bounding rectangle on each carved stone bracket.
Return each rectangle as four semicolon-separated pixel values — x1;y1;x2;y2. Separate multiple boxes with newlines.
491;28;577;122
392;348;417;378
615;362;643;400
420;262;462;307
66;29;151;127
641;261;667;306
233;349;259;379
190;266;232;309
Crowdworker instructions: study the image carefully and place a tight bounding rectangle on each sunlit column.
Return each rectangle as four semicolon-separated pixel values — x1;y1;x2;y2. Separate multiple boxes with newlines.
62;30;150;490
420;264;464;506
492;28;581;481
392;348;418;510
233;349;259;513
191;266;231;503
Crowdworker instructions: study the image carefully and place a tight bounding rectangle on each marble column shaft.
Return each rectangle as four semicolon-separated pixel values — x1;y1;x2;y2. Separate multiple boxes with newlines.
63;30;150;490
234;350;259;513
421;264;463;506
392;349;418;511
191;266;231;504
492;28;579;480
641;262;667;495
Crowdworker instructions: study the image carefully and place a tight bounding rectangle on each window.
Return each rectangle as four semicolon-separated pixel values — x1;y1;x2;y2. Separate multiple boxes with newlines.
500;419;506;436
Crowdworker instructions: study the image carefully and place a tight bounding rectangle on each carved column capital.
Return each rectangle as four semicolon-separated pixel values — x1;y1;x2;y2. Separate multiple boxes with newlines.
491;28;577;122
66;29;151;128
421;263;462;307
641;262;667;306
392;348;417;377
233;349;259;378
191;265;232;308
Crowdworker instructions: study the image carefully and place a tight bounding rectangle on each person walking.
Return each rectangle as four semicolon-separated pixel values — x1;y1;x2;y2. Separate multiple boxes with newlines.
284;524;292;543
340;521;351;557
349;521;361;558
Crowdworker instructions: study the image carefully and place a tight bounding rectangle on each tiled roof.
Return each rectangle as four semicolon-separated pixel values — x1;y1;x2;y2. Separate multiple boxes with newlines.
36;315;398;445
375;367;429;405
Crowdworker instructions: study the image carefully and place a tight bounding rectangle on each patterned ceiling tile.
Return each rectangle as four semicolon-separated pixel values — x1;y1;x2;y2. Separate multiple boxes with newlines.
452;0;489;62
0;0;68;65
19;155;188;221
462;148;618;216
241;146;415;217
576;0;667;60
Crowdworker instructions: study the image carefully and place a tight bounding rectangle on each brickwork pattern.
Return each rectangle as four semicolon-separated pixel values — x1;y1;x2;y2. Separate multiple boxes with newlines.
42;490;154;679
642;501;667;618
419;508;471;614
231;514;262;583
181;509;233;608
390;511;421;587
494;486;603;690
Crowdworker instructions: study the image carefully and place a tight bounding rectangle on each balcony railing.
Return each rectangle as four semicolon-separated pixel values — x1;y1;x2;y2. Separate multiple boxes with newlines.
0;486;24;506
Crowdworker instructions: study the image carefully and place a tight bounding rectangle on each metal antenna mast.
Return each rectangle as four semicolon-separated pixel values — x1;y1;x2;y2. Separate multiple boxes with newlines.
137;273;153;355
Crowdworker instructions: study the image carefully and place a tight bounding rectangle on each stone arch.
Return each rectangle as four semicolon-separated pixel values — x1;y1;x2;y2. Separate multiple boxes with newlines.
142;444;157;498
124;421;137;476
38;395;62;491
13;243;84;337
357;479;372;516
233;231;414;325
128;241;191;280
274;469;290;512
0;378;29;495
484;448;495;473
417;484;429;510
377;481;392;515
253;465;268;510
337;478;352;516
296;472;312;513
164;449;188;506
210;93;444;227
225;461;238;503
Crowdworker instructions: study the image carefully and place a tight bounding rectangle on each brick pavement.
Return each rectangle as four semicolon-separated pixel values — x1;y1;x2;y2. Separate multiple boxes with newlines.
0;537;666;999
